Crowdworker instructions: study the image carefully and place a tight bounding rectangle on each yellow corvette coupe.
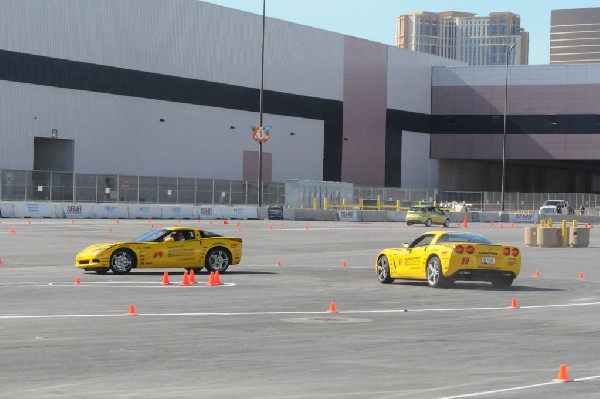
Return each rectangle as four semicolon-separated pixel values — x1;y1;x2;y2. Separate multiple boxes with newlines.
76;227;242;274
376;231;520;288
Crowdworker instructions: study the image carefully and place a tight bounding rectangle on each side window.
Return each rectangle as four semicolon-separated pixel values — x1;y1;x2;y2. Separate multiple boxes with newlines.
410;234;435;248
185;230;195;240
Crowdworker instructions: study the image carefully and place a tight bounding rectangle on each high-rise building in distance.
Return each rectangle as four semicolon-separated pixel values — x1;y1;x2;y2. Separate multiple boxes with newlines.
551;8;600;64
397;11;529;65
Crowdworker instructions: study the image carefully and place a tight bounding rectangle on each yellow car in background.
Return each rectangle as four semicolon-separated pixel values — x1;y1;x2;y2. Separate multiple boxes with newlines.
376;231;520;288
76;227;242;274
405;205;450;227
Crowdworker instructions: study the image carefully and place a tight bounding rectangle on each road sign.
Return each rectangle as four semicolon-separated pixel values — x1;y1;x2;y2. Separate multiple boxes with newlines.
251;125;272;142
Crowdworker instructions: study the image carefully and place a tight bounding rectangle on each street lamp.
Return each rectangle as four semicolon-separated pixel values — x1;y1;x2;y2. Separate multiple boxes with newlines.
257;0;266;206
500;42;515;213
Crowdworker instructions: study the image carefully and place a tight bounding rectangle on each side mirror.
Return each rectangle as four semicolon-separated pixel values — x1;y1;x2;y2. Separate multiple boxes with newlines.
164;237;174;242
401;243;409;248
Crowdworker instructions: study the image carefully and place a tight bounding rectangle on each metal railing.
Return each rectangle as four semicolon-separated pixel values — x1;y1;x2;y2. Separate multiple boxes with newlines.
2;169;599;212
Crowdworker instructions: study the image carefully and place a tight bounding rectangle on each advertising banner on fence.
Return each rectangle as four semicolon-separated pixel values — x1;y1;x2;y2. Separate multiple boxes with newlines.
337;210;359;222
508;213;537;223
62;203;93;219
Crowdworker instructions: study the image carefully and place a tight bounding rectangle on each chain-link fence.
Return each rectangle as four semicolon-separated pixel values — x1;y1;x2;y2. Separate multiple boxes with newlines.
2;169;600;211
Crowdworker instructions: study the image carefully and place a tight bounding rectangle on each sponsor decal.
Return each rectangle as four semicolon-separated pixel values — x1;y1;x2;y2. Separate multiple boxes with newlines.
340;211;354;218
27;203;39;213
104;206;116;213
168;248;195;257
461;257;470;265
172;207;182;214
153;251;163;258
201;207;213;216
139;207;150;213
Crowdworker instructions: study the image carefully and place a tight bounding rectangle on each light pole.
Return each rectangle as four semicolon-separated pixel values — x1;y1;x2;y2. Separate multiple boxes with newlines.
257;0;266;206
500;42;515;213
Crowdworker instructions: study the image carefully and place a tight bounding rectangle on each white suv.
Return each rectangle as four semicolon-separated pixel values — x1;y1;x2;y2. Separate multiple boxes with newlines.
539;200;568;215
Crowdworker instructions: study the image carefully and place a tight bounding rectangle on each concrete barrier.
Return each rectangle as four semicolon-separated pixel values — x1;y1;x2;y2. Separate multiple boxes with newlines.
161;205;196;219
13;202;57;218
294;209;338;221
221;206;259;220
195;205;224;220
62;203;94;219
0;202;15;218
92;204;130;219
128;205;163;219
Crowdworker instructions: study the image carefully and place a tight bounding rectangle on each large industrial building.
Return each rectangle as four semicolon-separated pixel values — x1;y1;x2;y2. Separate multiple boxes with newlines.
1;0;600;195
551;8;600;64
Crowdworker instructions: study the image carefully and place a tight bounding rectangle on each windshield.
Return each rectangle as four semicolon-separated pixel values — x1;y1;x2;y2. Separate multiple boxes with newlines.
435;233;493;244
409;206;427;212
134;229;170;243
543;200;561;206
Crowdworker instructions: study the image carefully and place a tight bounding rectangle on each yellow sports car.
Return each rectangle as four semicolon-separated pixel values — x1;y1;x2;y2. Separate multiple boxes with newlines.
76;227;242;274
376;231;520;288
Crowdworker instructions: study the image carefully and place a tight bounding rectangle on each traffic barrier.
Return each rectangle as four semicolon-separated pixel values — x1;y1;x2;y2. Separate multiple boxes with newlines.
0;203;15;217
221;206;259;220
92;204;130;219
128;205;163;219
160;205;195;219
13;202;57;218
195;205;224;220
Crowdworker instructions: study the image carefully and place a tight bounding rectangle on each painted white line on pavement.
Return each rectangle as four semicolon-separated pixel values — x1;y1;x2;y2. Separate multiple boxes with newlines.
438;375;600;398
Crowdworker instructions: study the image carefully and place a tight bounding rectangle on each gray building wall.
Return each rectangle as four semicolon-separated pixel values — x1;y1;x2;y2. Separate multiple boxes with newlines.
551;8;600;64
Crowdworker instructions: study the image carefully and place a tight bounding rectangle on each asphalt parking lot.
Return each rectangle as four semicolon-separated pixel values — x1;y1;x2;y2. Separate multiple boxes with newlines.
1;218;599;398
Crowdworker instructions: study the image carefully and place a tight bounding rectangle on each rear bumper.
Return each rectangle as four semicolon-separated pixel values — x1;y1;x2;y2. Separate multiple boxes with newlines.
448;269;517;282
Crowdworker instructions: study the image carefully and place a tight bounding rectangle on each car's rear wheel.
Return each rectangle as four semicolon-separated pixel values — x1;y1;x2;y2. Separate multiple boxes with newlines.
426;256;450;288
110;249;135;274
205;248;231;273
406;222;412;226
425;218;432;227
443;218;450;228
491;276;514;289
377;255;394;284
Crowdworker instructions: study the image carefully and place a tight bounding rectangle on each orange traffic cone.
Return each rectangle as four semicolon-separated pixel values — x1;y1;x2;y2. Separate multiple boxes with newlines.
27;219;31;224
223;220;229;225
206;271;217;286
127;304;138;316
68;227;72;233
108;227;113;233
0;258;3;265
510;223;515;228
553;364;574;382
579;272;584;280
161;271;171;285
189;269;197;284
328;302;338;313
214;270;222;285
510;297;519;308
342;260;347;268
276;259;281;267
534;270;540;277
500;224;504;229
180;271;191;286
268;226;273;231
9;228;16;233
74;277;81;285
463;214;468;228
116;219;120;224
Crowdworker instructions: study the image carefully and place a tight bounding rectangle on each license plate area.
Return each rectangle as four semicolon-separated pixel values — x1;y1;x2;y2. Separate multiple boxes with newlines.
482;257;496;264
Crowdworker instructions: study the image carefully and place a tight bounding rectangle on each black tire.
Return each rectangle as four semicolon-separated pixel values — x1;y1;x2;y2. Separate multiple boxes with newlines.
406;222;412;226
110;249;135;274
205;248;231;273
443;218;450;228
426;256;450;288
376;255;394;284
425;218;432;227
491;276;514;289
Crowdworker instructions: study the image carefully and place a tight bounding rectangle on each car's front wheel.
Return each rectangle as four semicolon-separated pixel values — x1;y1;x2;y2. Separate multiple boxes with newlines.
205;248;231;273
426;256;450;288
377;255;394;284
110;249;135;274
443;218;450;228
425;218;432;227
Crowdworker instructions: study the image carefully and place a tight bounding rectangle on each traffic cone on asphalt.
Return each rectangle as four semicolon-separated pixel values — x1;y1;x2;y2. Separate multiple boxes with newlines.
553;364;574;382
579;272;584;280
0;258;3;265
223;220;229;225
206;271;217;286
180;271;191;286
342;260;347;268
74;277;81;285
328;302;338;313
214;271;222;285
161;271;171;285
510;298;519;308
463;214;468;228
189;269;197;284
276;259;281;267
534;270;540;277
127;304;138;316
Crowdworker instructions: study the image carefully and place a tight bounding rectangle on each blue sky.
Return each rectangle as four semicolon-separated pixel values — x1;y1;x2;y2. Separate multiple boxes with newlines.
203;0;600;65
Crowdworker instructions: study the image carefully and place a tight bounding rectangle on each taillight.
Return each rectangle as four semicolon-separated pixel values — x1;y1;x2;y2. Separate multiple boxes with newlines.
511;248;520;256
503;247;510;256
455;245;464;254
466;246;474;254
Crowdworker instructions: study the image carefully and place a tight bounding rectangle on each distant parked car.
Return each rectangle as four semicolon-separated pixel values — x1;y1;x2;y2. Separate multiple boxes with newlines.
538;200;568;215
406;205;450;227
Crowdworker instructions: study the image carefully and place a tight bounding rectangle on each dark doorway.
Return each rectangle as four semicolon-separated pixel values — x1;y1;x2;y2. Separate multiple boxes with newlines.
34;137;74;171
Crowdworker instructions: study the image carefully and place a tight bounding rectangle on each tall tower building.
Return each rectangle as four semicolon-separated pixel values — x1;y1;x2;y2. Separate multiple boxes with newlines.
397;11;529;65
551;8;600;64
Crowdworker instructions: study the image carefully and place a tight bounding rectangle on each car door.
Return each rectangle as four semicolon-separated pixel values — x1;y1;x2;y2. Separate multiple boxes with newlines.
433;207;446;224
165;230;201;267
404;234;436;277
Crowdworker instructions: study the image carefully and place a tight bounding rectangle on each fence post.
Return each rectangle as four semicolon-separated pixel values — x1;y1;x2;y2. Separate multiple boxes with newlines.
360;198;364;210
313;197;317;209
342;198;347;210
396;200;400;211
377;196;381;211
323;197;328;210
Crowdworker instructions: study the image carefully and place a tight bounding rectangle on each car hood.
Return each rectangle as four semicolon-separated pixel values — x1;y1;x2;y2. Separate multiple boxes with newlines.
79;242;124;254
